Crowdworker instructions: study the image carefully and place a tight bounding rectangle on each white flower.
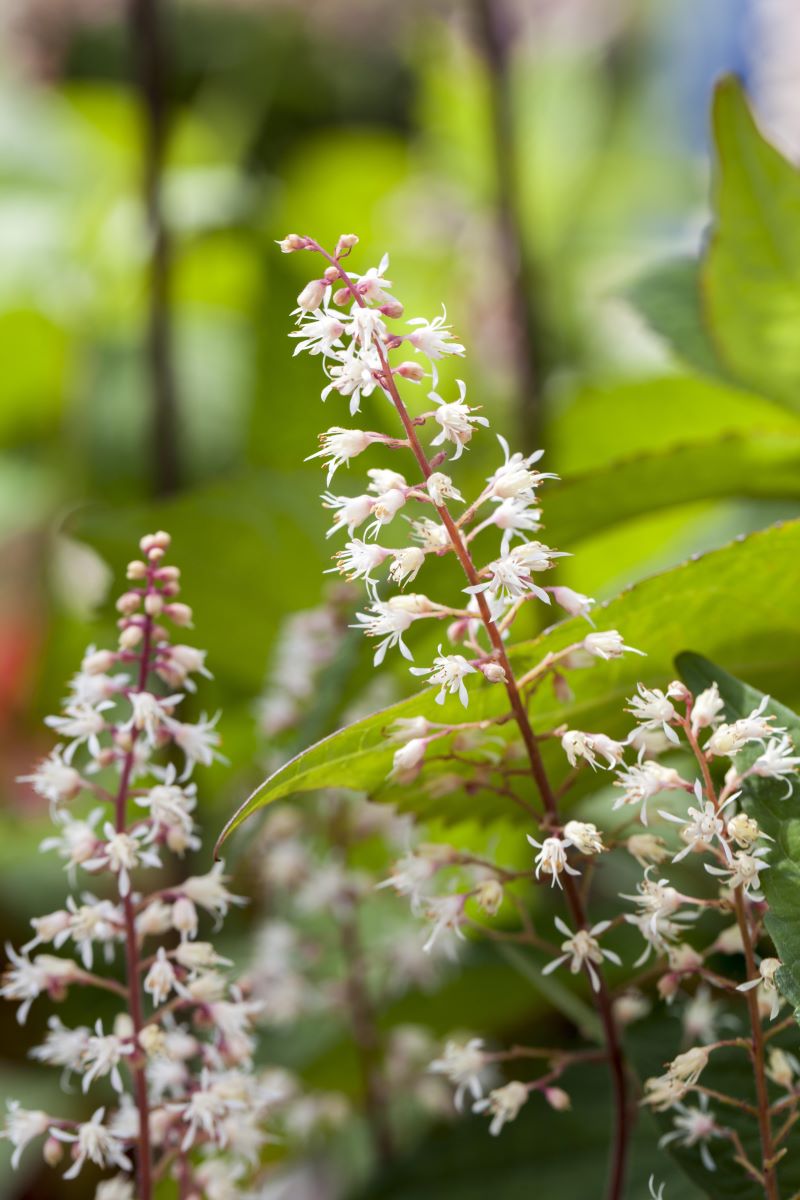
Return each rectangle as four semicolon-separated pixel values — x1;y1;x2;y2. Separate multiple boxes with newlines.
322;490;374;538
426;472;463;506
63;894;123;969
549;586;595;623
410;517;452;552
626;684;679;743
377;850;441;910
736;957;782;1018
31;1016;90;1076
173;1069;245;1151
411;647;477;707
52;1107;132;1179
389;737;429;783
690;682;725;735
659;779;735;862
306;427;377;484
563;821;606;856
472;1080;528;1136
17;747;83;807
705;847;770;899
1;946;80;1024
290;309;345;357
705;696;777;757
137;768;197;835
470;541;563;603
406;309;465;383
43;702;114;762
321;343;381;414
1;1102;50;1169
390;549;427;588
344;304;387;349
626;833;669;867
613;760;691;824
82;1020;134;1093
296;278;327;311
352;253;396;307
659;1095;720;1172
582;630;644;661
144;946;177;1005
486;435;554;500
561;730;625;770
428;380;489;459
82;822;161;897
95;1177;136;1200
124;690;183;745
542;917;621;991
527;834;580;889
352;598;420;664
40;806;104;875
181;862;246;924
421;894;466;955
749;735;800;797
166;710;224;780
332;538;390;583
428;1038;487;1110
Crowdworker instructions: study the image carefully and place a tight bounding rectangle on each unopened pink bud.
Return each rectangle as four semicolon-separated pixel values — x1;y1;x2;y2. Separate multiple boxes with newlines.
333;286;352;306
544;1087;571;1112
335;233;359;257
552;672;573;704
480;661;507;684
323;264;340;283
119;625;143;650
140;531;171;554
126;559;147;579
83;649;116;674
396;361;425;381
380;298;404;318
116;591;141;615
144;593;164;617
43;1136;63;1167
297;279;327;311
164;603;193;627
277;233;308;253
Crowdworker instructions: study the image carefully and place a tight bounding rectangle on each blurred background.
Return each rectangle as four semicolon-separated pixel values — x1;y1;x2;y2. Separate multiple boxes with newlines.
2;0;800;1196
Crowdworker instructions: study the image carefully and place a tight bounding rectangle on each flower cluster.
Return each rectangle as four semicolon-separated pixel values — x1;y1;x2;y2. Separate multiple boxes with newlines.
1;533;289;1199
278;234;799;1188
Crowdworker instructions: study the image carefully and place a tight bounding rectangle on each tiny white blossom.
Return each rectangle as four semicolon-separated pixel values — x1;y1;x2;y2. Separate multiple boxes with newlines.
17;747;82;807
527;834;580;889
82;1020;134;1093
52;1107;132;1179
542;916;621;991
659;1094;720;1172
322;490;374;538
690;682;725;735
486;435;555;500
44;702;114;762
406;308;465;383
582;630;645;661
472;1080;528;1136
166;711;224;780
428;380;489;459
290;309;345;358
705;847;770;898
562;821;606;856
352;598;419;664
561;730;625;770
705;696;777;757
737;957;782;1018
321;342;381;414
421;894;466;955
426;471;463;506
748;735;800;797
410;647;477;707
428;1038;487;1110
626;684;679;743
1;946;81;1024
613;760;692;824
306;427;378;485
1;1102;50;1169
82;822;161;897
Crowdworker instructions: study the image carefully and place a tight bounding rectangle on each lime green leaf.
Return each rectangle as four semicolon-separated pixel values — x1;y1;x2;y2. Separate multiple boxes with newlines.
626;257;729;380
702;77;800;410
217;520;800;851
676;651;800;1023
544;430;800;548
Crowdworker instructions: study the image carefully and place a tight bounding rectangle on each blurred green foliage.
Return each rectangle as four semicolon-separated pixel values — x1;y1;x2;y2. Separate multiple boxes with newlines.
2;3;800;1198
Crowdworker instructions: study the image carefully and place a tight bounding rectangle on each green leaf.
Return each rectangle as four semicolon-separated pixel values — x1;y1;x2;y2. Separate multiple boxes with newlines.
677;650;800;1022
626;257;730;380
544;429;800;548
702;77;800;410
217;519;800;850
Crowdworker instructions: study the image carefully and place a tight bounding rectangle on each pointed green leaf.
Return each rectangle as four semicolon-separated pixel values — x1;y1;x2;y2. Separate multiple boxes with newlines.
702;76;800;409
217;520;800;852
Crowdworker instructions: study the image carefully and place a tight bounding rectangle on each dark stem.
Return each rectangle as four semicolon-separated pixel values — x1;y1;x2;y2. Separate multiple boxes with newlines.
473;0;547;451
127;0;180;496
115;598;155;1200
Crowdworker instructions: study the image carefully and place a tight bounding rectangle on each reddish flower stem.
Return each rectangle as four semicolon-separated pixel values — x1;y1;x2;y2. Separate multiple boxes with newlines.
114;574;156;1200
307;240;632;1200
682;713;779;1200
